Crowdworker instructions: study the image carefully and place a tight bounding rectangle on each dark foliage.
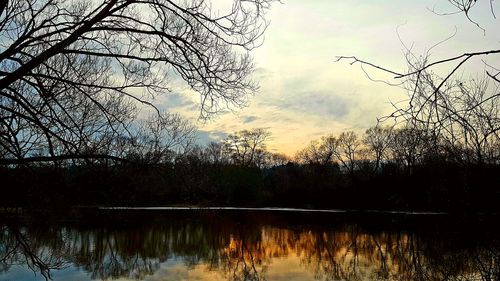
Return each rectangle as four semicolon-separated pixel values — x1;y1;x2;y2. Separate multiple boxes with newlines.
1;156;499;212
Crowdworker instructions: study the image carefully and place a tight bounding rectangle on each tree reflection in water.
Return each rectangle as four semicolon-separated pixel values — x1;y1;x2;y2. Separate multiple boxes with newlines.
0;225;69;280
0;211;499;281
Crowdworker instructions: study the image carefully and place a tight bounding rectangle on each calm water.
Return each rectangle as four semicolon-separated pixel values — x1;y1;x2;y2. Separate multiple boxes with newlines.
0;209;499;281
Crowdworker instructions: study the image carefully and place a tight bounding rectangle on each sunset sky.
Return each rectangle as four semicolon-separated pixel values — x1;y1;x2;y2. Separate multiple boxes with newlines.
162;0;499;156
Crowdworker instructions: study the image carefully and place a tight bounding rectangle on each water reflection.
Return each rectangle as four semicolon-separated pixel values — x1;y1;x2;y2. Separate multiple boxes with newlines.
1;211;499;281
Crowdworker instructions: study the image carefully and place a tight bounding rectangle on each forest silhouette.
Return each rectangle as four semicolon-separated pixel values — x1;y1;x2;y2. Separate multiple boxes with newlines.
2;124;500;212
0;0;499;213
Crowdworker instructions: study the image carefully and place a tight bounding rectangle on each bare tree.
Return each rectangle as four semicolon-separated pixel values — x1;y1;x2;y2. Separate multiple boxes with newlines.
440;0;496;30
428;74;500;164
204;141;228;165
267;152;289;167
337;1;500;169
363;126;392;172
125;111;197;164
387;126;435;173
295;135;337;166
337;1;498;131
333;131;361;175
0;0;273;164
223;128;271;167
296;132;363;175
356;52;500;166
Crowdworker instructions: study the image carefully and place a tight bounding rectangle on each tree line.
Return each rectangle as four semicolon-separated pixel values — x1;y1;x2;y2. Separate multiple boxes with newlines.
1;0;499;211
1;115;499;211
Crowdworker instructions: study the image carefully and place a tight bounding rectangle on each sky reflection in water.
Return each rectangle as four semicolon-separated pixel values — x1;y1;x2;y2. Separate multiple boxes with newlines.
0;210;498;281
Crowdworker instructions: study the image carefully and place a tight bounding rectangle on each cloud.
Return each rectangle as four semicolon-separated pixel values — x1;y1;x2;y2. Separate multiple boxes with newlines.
155;92;195;112
157;0;498;156
278;91;350;121
242;115;259;124
195;130;228;146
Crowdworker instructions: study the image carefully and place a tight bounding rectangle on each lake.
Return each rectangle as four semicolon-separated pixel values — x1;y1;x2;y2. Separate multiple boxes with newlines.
0;208;499;281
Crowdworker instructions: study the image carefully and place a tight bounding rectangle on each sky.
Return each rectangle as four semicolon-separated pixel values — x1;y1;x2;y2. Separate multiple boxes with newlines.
162;0;500;156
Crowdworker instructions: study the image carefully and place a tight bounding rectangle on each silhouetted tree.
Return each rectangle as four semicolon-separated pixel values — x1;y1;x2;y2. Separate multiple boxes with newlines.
205;141;228;165
337;1;499;161
0;0;273;164
334;131;361;175
363;126;392;172
436;76;500;165
124;112;197;164
444;0;496;30
387;126;435;173
223;128;271;167
296;135;337;166
266;152;290;167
